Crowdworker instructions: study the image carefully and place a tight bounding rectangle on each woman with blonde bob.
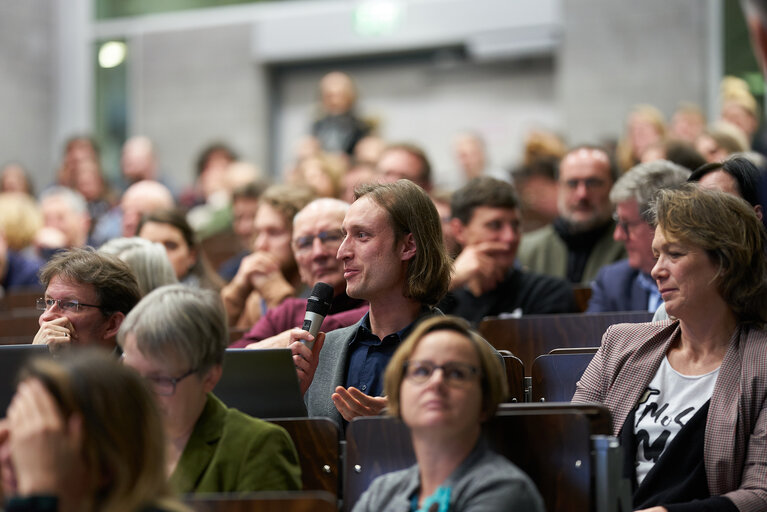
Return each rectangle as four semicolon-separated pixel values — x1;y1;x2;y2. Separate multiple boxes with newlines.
575;185;767;511
353;316;544;512
0;349;183;512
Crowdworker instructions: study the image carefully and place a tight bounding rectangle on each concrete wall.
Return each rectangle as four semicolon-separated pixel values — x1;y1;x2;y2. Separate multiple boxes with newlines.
0;0;719;194
0;0;55;191
129;23;269;186
558;0;711;145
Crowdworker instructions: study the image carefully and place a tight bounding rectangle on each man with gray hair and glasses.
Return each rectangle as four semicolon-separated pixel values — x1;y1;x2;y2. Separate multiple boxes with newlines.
33;248;140;351
587;160;690;313
230;198;368;348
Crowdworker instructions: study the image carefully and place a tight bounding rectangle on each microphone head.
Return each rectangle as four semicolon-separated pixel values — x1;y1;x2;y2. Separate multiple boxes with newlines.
306;282;334;315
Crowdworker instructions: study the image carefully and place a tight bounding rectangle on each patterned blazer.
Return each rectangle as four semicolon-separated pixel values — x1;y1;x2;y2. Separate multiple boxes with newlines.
573;320;767;512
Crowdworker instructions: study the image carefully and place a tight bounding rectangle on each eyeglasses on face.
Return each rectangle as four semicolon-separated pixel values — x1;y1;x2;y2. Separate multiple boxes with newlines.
403;360;481;387
142;367;198;397
562;177;606;190
36;298;102;313
292;229;345;253
612;213;644;238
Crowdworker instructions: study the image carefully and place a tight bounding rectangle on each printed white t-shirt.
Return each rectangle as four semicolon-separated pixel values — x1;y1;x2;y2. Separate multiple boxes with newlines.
634;356;719;485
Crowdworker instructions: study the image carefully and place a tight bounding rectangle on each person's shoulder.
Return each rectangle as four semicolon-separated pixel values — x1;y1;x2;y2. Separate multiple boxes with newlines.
214;397;290;445
511;269;576;312
224;405;282;433
4;250;44;288
457;449;545;511
324;322;362;343
595;258;635;279
605;319;673;336
742;324;767;355
520;224;557;246
353;465;417;512
468;447;532;481
367;465;415;490
518;224;563;266
600;320;677;354
272;296;309;316
515;268;570;289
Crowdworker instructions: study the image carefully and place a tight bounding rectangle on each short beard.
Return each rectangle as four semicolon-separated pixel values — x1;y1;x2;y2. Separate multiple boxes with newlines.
562;212;611;234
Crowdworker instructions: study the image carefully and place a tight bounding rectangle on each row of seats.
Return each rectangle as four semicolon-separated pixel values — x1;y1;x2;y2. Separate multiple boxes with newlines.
255;402;616;512
0;304;653;404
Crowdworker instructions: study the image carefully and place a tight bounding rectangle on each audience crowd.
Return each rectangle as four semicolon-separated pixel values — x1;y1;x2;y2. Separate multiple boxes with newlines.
2;25;767;509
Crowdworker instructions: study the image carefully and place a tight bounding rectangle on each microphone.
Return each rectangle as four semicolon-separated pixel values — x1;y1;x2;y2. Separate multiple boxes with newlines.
301;282;334;349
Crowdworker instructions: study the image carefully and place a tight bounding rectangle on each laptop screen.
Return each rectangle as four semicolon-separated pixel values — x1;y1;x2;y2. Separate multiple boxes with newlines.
214;349;307;418
0;345;51;415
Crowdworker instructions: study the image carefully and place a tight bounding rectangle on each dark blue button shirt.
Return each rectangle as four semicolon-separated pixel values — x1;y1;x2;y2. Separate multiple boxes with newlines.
345;309;434;397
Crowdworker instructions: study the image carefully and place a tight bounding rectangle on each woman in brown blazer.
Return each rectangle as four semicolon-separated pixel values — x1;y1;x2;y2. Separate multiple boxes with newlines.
574;185;767;512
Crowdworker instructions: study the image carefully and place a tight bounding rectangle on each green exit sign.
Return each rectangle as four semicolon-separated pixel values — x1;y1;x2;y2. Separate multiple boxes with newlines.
354;1;404;36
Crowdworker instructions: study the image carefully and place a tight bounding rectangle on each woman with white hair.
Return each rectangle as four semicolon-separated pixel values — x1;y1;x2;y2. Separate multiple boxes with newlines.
99;237;177;297
118;284;301;494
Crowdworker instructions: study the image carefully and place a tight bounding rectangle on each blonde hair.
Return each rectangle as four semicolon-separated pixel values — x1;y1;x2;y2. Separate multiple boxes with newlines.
259;184;316;225
617;104;667;172
0;192;42;250
18;350;184;512
291;154;346;198
720;76;759;118
384;315;507;419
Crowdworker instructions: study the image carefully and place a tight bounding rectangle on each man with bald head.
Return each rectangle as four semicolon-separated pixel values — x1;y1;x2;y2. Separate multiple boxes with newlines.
90;179;175;246
229;198;368;348
120;180;175;237
518;146;625;284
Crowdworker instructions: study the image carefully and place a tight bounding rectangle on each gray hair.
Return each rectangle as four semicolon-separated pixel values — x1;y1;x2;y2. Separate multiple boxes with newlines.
117;284;228;373
293;198;349;227
39;186;88;215
610;160;691;222
98;237;178;297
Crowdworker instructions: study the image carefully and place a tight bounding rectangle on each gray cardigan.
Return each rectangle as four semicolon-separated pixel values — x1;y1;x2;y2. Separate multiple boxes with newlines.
351;439;545;512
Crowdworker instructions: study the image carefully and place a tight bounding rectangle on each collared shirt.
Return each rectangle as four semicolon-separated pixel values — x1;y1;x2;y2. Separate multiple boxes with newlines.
345;308;435;397
636;272;662;313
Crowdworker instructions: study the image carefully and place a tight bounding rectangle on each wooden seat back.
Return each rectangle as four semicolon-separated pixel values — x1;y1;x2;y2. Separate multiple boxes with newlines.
531;352;596;402
266;417;340;497
0;309;41;339
572;286;592;312
479;311;652;369
498;350;525;402
344;403;611;512
0;288;43;311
